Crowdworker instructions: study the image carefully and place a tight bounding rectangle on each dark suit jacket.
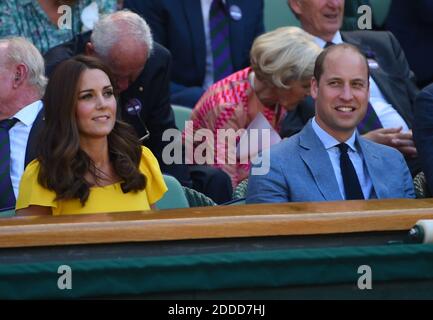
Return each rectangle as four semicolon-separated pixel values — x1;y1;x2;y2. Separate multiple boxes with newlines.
43;32;192;186
386;0;433;88
281;30;419;138
24;109;44;167
413;83;433;194
124;0;264;89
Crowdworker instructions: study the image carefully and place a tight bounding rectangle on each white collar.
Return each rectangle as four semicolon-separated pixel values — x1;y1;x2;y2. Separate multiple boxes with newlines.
13;100;43;127
313;31;343;48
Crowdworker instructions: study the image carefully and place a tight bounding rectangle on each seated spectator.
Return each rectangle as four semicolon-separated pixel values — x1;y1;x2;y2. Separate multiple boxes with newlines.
247;44;415;203
0;0;117;54
282;0;420;176
386;0;433;88
124;0;264;108
0;37;46;212
413;84;433;195
44;10;233;204
16;56;167;215
187;27;321;188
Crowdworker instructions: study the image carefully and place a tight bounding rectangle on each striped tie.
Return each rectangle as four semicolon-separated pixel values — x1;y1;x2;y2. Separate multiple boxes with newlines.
0;118;18;211
357;102;382;134
209;0;233;82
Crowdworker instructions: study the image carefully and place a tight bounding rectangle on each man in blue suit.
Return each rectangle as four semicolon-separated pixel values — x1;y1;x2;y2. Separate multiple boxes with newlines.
281;0;420;176
247;44;414;203
124;0;264;107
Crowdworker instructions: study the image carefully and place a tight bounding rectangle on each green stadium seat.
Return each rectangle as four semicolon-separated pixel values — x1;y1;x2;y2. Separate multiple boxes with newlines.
172;104;192;132
264;0;299;32
0;209;15;218
156;175;190;210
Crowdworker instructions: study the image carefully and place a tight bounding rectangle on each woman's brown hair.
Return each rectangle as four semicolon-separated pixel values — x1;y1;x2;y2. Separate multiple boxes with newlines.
39;55;146;205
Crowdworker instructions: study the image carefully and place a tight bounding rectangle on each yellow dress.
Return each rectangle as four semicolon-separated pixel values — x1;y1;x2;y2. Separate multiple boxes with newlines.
16;147;167;215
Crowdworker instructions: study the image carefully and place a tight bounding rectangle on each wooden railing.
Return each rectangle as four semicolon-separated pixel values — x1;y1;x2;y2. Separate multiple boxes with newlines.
1;199;433;248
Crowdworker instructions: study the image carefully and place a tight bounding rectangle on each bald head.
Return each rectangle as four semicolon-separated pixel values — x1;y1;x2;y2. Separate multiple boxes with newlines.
314;43;370;84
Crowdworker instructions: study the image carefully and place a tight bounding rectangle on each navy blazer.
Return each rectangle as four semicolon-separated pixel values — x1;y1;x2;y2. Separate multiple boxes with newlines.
413;83;433;194
124;0;264;88
247;120;415;203
386;0;433;88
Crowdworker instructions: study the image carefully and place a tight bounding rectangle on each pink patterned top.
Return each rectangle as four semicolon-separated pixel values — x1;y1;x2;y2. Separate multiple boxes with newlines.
185;67;286;188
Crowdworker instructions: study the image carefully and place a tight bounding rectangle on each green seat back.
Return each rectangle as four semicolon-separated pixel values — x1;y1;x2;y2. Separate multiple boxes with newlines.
156;175;190;210
264;0;299;32
172;104;192;132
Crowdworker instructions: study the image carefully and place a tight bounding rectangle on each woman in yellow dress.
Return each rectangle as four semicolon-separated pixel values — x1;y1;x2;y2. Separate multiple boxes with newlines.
16;55;167;215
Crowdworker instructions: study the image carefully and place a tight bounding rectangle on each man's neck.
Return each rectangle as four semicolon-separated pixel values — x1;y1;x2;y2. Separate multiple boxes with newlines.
0;90;41;121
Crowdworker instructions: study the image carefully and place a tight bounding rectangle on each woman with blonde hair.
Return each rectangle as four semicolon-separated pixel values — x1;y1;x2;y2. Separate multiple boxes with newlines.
187;26;322;188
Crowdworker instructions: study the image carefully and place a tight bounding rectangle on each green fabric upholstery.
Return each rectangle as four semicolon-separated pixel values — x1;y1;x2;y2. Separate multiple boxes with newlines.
233;178;248;200
264;0;299;32
341;0;371;30
156;175;190;209
171;104;192;132
370;0;392;27
182;186;217;207
414;171;431;199
2;244;433;299
0;209;15;218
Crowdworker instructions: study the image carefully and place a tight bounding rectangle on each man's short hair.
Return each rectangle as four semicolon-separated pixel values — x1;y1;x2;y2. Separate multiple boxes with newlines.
91;10;154;59
313;43;370;83
0;37;47;96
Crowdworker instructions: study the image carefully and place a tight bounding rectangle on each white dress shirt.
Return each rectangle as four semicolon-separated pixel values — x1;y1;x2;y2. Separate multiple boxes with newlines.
9;100;43;198
314;32;409;132
312;117;374;199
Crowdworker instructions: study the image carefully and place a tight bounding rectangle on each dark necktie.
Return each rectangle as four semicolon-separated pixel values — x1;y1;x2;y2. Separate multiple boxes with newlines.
357;102;382;134
337;143;364;200
0;118;18;210
209;0;233;82
325;41;335;48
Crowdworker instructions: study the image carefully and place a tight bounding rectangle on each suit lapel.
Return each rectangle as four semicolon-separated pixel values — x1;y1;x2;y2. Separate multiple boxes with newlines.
25;109;44;167
298;123;343;201
357;137;386;198
183;0;206;79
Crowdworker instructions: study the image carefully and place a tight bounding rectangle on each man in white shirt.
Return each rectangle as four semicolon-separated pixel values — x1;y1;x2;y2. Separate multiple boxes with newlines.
282;0;420;175
0;37;46;211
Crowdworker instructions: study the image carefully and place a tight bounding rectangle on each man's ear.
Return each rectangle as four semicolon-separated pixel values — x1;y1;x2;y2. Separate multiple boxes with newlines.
288;0;302;16
311;77;319;100
13;64;28;88
85;42;96;56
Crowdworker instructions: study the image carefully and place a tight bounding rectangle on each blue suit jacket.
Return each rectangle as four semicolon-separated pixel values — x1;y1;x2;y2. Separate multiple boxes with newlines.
413;83;433;194
247;121;415;203
124;0;264;89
